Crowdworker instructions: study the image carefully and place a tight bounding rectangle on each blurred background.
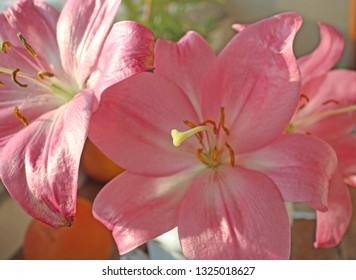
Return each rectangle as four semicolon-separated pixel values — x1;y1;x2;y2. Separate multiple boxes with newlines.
0;0;355;260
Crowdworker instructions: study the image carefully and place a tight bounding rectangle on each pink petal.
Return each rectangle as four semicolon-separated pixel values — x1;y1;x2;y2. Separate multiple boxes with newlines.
89;72;201;177
296;69;356;122
178;166;291;259
0;94;64;153
57;0;121;87
202;12;302;153
239;134;337;211
93;170;195;255
1;0;62;70
90;21;155;98
314;170;352;248
328;133;356;176
155;31;216;113
297;22;344;83
0;90;93;227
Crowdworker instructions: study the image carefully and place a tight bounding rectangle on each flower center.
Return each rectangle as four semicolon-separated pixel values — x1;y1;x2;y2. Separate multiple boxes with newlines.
0;33;77;126
171;107;235;168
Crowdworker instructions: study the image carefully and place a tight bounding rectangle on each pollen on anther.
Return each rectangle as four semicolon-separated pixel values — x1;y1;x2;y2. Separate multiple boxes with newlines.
1;41;12;54
322;99;340;106
225;142;235;167
12;68;28;88
38;71;54;80
14;106;28;127
17;33;37;57
220;107;230;135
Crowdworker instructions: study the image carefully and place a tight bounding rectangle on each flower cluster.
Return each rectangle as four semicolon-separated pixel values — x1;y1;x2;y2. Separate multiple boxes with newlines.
1;0;355;259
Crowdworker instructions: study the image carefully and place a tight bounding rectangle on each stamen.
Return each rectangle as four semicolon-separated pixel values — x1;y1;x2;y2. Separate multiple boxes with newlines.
298;103;306;111
184;120;203;144
196;148;209;165
225;142;235;167
17;33;37;57
183;120;197;128
1;41;12;54
322;99;340;106
171;126;208;147
220;107;230;135
12;68;28;88
300;94;310;103
201;120;217;134
0;80;5;86
14;106;28;127
212;146;219;162
38;71;54;80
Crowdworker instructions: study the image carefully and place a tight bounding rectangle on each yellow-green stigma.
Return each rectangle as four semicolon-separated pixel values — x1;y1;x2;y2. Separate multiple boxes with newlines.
171;126;208;147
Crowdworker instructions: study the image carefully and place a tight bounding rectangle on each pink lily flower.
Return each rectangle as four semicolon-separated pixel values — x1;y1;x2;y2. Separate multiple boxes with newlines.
0;0;154;227
90;13;337;259
289;23;356;248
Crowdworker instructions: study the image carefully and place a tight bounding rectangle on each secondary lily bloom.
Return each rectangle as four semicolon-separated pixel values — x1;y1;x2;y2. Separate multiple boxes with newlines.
288;23;356;248
90;13;337;259
0;0;154;227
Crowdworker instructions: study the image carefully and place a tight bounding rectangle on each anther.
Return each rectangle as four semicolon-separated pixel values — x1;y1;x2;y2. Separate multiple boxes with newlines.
38;71;54;80
0;80;5;86
220;107;230;135
225;142;235;167
322;99;340;106
201;120;217;134
14;106;28;127
17;33;37;57
300;94;310;103
1;41;12;54
12;68;28;88
212;146;219;162
196;148;209;165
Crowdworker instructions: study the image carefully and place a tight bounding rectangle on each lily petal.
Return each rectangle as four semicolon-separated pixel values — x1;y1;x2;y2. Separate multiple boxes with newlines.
93;170;196;255
57;0;121;87
89;72;201;177
0;90;93;227
178;166;290;259
155;31;216;114
314;170;352;248
239;134;337;211
202;12;301;153
89;20;155;98
297;22;344;83
1;0;61;70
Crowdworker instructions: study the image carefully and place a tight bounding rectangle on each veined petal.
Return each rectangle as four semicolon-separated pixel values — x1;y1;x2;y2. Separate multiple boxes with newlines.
178;166;290;259
1;0;61;70
90;21;155;98
57;0;121;87
0;90;93;227
314;170;352;248
295;69;356;121
0;94;64;153
202;12;302;153
89;72;201;177
93;169;196;255
298;22;344;83
155;31;216;115
239;134;337;211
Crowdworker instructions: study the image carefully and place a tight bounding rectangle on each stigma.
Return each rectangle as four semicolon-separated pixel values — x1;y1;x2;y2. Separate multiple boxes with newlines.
171;126;209;147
